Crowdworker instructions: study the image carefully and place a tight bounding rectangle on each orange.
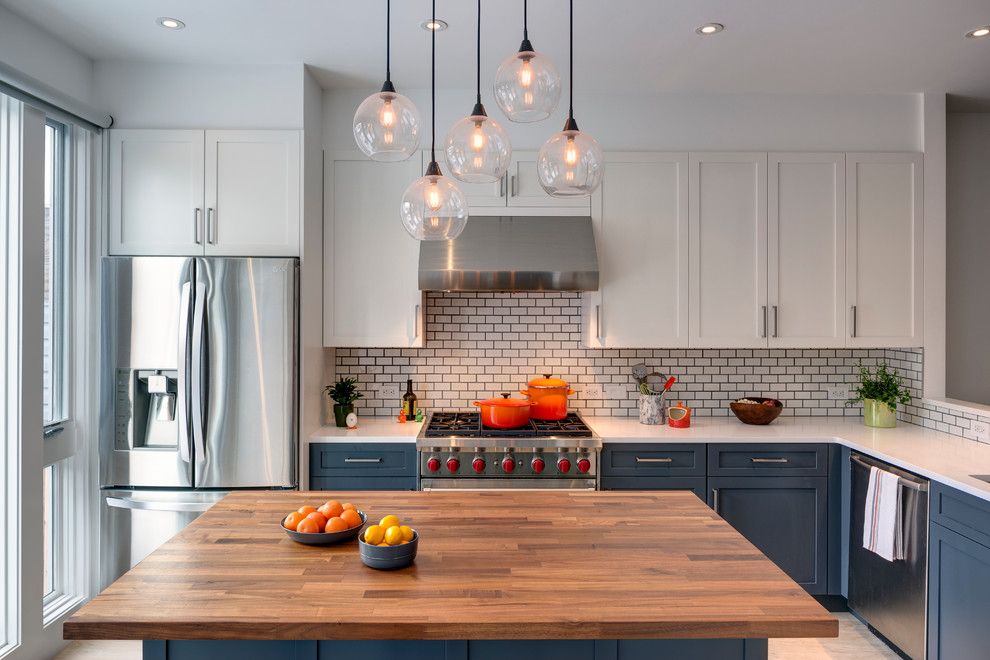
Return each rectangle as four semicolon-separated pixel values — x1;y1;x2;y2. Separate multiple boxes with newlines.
297;505;317;516
283;512;305;531
296;518;320;534
340;509;362;528
342;502;357;511
306;511;328;529
325;517;348;533
377;542;389;547
319;500;344;518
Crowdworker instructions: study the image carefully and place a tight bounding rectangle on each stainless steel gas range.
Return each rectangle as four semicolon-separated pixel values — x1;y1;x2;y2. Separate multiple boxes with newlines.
417;412;601;490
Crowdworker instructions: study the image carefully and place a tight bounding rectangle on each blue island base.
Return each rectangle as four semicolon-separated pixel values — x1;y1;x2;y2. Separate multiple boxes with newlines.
144;638;769;660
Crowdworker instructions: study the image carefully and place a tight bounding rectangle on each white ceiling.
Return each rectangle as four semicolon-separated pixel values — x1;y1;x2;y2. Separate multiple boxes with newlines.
3;0;989;100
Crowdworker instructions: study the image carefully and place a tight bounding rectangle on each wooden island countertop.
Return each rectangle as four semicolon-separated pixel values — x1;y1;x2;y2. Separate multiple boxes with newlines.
64;491;838;641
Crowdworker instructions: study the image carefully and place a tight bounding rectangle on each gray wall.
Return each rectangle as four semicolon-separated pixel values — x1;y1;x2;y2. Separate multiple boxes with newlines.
946;113;990;405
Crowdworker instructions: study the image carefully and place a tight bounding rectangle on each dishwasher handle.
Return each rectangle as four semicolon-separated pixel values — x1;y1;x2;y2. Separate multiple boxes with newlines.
850;454;928;492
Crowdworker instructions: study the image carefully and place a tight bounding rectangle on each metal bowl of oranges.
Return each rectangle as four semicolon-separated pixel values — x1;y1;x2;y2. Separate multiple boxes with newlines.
359;514;418;570
281;501;366;546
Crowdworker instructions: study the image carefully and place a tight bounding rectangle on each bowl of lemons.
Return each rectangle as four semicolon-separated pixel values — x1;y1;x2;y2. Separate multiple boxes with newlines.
359;514;418;570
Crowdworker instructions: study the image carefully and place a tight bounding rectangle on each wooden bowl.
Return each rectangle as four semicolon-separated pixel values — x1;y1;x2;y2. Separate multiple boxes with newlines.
281;510;366;546
729;398;784;425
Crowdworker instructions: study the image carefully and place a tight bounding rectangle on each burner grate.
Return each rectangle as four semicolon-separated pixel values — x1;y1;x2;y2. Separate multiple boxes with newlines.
424;412;593;438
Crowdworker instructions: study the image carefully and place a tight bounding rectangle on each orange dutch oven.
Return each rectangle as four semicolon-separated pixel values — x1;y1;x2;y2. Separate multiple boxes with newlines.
520;374;575;421
473;393;535;429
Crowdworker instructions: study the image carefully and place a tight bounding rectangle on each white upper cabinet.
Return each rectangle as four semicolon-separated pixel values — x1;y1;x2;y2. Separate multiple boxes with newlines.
325;152;424;348
689;153;768;348
204;130;300;256
462;151;591;214
586;153;689;348
109;130;205;255
846;153;923;347
768;153;846;347
108;129;300;256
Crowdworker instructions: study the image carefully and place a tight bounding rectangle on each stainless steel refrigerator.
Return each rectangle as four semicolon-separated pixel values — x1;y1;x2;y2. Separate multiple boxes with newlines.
100;257;298;588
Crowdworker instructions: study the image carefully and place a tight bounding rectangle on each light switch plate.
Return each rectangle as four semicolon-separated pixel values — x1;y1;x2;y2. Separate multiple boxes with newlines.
379;384;400;400
604;384;627;400
826;386;850;400
582;383;603;399
972;420;990;443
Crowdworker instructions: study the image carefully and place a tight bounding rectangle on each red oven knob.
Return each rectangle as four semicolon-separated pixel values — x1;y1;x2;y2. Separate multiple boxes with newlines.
557;457;572;474
531;457;546;474
502;456;516;473
472;457;486;474
446;457;460;473
426;457;441;473
577;457;591;474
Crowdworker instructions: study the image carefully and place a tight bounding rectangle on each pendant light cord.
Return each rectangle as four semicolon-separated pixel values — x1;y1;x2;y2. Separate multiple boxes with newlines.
431;0;437;164
523;0;529;41
476;0;482;105
568;0;574;120
385;0;391;83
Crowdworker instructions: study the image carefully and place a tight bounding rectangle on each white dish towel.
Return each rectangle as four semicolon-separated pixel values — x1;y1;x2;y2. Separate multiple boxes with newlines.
863;465;904;561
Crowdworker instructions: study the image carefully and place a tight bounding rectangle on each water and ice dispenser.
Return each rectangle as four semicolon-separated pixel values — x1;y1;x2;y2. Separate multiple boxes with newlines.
115;369;179;449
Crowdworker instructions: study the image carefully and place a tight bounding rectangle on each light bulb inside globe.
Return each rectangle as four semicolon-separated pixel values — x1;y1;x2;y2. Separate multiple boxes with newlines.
518;58;533;88
444;113;512;184
564;136;578;165
426;178;443;211
399;168;469;241
353;89;421;161
493;50;561;123
537;128;604;197
380;99;395;127
471;122;486;151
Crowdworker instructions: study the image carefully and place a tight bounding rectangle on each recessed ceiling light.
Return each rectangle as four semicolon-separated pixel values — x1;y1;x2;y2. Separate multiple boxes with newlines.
419;19;448;32
156;17;185;30
966;26;990;38
696;22;724;36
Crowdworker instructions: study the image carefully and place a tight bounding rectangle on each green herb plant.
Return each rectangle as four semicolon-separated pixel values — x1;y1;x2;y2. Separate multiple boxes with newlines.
846;363;911;411
325;377;364;407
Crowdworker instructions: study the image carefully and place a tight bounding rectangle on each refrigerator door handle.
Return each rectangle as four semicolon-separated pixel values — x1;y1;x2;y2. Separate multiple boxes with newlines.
177;281;192;464
190;281;208;471
105;496;218;513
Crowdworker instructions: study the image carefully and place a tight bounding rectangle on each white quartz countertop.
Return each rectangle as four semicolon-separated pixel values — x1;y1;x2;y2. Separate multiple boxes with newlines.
307;415;990;502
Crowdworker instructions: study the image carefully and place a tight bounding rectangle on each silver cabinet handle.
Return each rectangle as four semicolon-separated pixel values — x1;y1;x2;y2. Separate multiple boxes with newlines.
712;488;719;513
207;208;217;244
849;455;928;492
500;174;507;197
105;497;217;513
194;208;203;245
414;304;421;338
851;305;857;338
344;458;383;464
510;174;518;197
751;457;789;463
595;304;602;340
636;457;673;463
761;305;768;338
772;305;778;338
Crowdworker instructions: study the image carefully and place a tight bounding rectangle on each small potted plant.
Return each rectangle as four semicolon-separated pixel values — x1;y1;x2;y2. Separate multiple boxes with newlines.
325;377;363;428
847;363;911;428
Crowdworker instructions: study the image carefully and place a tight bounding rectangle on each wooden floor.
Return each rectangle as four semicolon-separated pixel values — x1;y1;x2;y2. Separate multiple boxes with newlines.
54;614;899;659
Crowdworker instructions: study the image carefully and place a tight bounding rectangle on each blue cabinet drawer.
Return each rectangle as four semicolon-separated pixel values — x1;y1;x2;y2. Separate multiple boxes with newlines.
708;443;828;477
309;443;417;478
931;482;990;548
600;476;707;500
601;443;706;477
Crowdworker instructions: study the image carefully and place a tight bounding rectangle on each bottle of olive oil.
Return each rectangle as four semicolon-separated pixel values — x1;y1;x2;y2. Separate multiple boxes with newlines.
402;379;417;419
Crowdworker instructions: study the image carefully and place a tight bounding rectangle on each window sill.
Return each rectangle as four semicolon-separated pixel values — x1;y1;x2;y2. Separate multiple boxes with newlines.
42;592;85;628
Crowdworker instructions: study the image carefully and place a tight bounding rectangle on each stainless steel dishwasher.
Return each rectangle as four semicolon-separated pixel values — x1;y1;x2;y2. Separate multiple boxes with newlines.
849;453;929;659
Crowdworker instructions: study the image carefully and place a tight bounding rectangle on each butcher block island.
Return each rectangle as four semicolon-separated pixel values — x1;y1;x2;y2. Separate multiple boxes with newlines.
65;491;837;660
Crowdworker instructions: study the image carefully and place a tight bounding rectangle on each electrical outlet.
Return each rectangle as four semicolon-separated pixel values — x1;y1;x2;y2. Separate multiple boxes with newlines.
826;386;850;400
582;383;603;399
379;384;400;400
972;420;990;443
604;384;627;400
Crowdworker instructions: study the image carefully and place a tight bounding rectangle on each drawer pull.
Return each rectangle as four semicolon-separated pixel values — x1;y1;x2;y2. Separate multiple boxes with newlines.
636;457;673;463
344;458;383;464
751;457;789;464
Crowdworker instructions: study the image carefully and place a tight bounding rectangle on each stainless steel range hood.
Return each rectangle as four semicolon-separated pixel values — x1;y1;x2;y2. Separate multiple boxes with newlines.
418;216;599;291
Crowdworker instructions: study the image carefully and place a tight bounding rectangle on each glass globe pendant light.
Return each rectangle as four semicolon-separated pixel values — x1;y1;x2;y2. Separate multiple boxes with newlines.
445;0;511;183
353;0;421;161
493;0;561;123
537;0;603;197
399;0;468;241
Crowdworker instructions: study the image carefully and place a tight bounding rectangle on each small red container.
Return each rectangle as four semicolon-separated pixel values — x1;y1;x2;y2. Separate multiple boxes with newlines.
668;401;692;428
473;394;534;429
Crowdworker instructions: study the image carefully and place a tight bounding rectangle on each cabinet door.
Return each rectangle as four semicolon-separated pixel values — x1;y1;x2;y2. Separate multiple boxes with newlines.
708;476;828;594
689;153;768;348
204;130;300;256
505;151;591;210
928;522;990;660
325;152;424;347
846;153;923;347
768;153;846;347
108;130;205;256
588;154;689;347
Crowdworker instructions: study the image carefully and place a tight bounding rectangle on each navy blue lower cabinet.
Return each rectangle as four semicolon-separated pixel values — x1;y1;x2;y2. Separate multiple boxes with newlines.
928;521;990;659
708;476;828;594
309;442;417;491
144;638;768;660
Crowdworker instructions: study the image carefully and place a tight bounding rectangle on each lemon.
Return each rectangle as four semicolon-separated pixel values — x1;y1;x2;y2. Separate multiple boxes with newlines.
377;542;389;547
363;524;384;545
384;525;404;546
399;525;415;542
379;514;401;529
